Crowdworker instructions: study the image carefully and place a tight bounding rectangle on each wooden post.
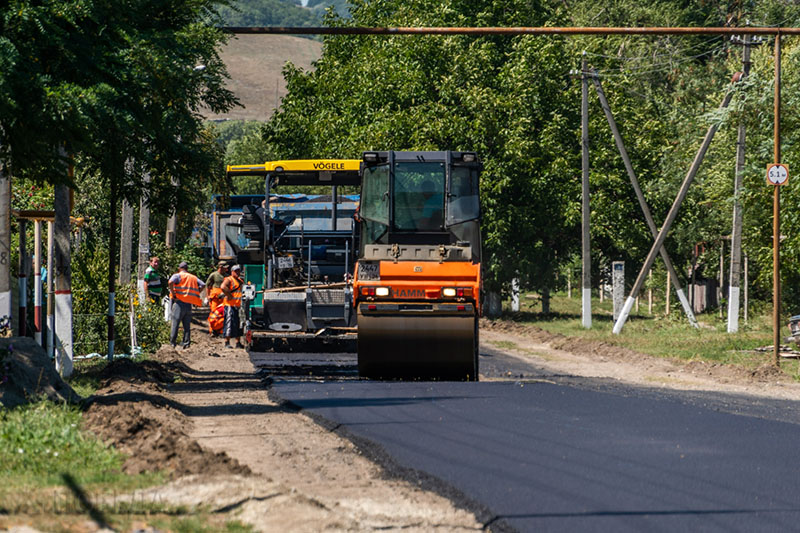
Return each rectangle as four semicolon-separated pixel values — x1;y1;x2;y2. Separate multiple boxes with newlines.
666;270;671;315
581;54;592;329
137;172;151;303
54;182;73;377
17;219;26;336
0;165;10;328
34;220;42;345
119;199;133;285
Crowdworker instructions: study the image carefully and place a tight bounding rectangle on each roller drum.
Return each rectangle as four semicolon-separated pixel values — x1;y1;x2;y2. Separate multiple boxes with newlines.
357;303;478;380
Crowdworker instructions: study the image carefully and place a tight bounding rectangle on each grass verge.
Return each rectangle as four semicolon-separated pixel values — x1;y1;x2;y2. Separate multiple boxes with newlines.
500;292;800;377
0;359;254;532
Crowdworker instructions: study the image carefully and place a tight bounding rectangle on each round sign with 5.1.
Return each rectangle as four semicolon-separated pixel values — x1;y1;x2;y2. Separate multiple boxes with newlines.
767;163;789;186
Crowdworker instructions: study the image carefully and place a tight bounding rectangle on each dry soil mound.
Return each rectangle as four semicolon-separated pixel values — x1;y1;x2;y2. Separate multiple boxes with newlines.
82;355;250;478
0;337;80;408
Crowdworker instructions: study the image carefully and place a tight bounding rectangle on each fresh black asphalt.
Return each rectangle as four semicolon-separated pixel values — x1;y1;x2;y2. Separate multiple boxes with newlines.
262;347;800;532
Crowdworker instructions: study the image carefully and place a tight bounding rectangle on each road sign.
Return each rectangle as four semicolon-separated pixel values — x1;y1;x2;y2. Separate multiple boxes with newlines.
767;163;789;186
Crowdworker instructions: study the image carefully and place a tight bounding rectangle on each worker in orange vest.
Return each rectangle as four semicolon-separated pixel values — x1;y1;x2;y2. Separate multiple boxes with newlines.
168;261;205;349
205;262;229;336
220;264;244;349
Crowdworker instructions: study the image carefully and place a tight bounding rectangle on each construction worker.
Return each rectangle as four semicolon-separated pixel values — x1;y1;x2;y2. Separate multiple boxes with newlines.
168;261;205;349
205;262;229;336
144;256;163;303
220;264;244;349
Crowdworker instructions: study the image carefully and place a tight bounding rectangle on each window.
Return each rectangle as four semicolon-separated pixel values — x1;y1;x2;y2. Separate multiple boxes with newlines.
360;164;389;226
393;162;445;231
446;166;480;226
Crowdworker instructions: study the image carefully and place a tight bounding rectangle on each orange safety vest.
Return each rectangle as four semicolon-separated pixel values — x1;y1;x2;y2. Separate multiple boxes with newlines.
173;271;202;306
223;275;242;308
208;287;224;312
208;305;224;333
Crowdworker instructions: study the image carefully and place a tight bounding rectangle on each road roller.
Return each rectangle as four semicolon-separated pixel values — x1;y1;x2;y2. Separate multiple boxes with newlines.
353;151;482;380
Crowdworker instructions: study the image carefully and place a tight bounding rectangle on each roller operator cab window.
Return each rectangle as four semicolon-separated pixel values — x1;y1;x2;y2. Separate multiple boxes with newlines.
446;165;480;226
360;164;390;243
393;162;445;231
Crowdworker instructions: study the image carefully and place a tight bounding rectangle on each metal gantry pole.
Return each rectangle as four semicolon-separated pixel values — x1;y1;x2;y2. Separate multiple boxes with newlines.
581;54;592;329
613;90;734;334
772;34;782;367
592;72;698;328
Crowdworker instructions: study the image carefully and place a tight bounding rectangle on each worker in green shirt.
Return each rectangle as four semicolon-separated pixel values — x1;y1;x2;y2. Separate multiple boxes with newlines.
144;256;163;303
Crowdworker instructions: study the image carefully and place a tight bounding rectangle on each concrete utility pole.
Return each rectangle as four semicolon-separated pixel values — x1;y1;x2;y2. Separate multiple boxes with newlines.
47;221;54;359
0;164;10;328
165;177;178;249
137;172;151;303
581;54;592;329
119;199;133;285
54;182;73;377
592;72;698;328
16;219;26;337
728;34;754;333
34;220;42;346
613;89;735;334
106;178;118;361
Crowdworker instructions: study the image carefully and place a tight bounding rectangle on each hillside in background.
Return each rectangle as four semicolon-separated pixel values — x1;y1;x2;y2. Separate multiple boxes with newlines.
217;0;349;26
205;34;322;121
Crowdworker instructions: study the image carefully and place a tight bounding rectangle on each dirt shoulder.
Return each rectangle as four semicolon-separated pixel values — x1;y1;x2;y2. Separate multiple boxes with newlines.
79;319;482;532
480;318;800;401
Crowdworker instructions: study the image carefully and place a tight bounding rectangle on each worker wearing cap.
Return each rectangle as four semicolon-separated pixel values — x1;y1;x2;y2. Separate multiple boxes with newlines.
205;262;229;336
220;265;244;349
168;261;205;349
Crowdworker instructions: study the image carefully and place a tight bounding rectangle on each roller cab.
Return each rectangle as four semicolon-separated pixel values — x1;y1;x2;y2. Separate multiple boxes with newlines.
354;151;482;380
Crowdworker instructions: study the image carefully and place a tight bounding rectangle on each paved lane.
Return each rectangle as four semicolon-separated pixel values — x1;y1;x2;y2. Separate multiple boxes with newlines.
268;351;800;532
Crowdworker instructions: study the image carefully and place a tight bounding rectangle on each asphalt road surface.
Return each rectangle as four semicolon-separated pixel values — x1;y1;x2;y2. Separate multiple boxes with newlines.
254;347;800;532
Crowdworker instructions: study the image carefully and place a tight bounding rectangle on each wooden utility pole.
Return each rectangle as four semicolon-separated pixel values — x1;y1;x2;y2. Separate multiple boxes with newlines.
581;54;592;329
137;172;151;303
614;89;734;334
593;72;698;328
0;164;10;328
54;181;73;377
728;34;753;333
119;199;133;285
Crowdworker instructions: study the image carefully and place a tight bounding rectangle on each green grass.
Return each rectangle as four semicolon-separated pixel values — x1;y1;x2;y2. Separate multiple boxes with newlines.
0;401;125;488
502;292;800;376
